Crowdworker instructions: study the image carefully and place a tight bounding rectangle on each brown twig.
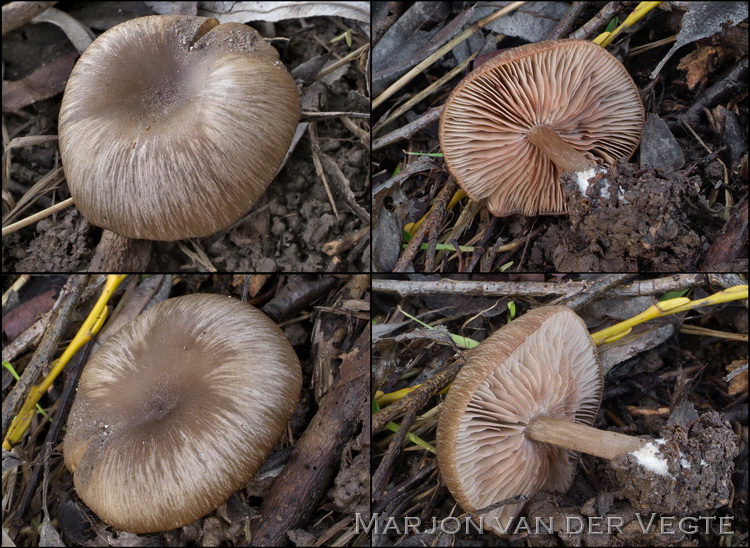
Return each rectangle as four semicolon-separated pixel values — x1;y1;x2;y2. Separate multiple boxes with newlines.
372;356;465;433
2;275;87;440
546;1;589;39
491;222;546;271
311;274;370;402
424;214;441;272
683;58;749;124
708;273;748;292
552;273;636;310
300;111;370;122
372;458;440;548
372;408;417;502
372;278;586;298
373;154;438;199
393;178;456;272
340;115;370;149
569;1;624;40
466;216;498;272
372;460;438;547
262;276;340;323
373;275;723;301
251;327;369;547
372;106;442;151
310;122;340;220
323;226;370;256
515;218;538;272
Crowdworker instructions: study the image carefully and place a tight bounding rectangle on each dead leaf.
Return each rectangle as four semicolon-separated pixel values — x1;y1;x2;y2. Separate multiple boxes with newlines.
2;288;57;340
677;45;727;89
2;53;76;112
39;515;65;547
726;360;748;396
201;1;370;24
651;2;748;78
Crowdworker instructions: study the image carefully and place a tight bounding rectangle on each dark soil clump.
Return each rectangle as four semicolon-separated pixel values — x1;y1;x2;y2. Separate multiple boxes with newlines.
528;161;707;271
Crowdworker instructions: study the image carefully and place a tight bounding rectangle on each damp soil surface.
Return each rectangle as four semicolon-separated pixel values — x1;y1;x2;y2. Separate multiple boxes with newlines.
527;161;707;272
609;410;738;516
2;6;370;273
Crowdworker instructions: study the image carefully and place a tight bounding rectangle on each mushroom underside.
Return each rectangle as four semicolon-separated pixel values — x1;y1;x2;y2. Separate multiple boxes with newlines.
437;306;603;533
439;39;644;217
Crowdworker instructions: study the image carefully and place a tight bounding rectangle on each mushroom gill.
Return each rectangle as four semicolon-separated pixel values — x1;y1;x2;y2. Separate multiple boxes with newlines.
436;306;602;533
439;39;644;217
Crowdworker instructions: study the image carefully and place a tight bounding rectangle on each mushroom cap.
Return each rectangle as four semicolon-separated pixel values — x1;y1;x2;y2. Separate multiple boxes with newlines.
436;306;602;534
439;39;644;217
64;293;302;533
58;15;301;241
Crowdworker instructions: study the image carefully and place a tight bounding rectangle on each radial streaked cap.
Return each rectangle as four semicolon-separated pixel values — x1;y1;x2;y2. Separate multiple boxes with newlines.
59;15;300;240
439;40;644;216
436;306;602;534
64;294;302;533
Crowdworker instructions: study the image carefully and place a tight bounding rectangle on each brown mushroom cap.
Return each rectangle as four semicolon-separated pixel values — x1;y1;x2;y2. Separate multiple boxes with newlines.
436;306;602;534
64;294;301;533
58;15;300;241
439;39;644;217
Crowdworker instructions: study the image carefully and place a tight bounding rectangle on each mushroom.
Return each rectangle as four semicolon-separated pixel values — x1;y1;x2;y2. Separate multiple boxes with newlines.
58;15;301;241
439;40;644;217
64;293;301;533
436;306;645;533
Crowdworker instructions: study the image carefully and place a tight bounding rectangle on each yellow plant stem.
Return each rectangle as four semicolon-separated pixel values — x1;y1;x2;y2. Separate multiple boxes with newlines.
373;392;437;453
594;2;662;47
330;28;352;47
384;421;436;454
376;384;449;407
405;189;467;236
3;274;127;450
592;285;748;345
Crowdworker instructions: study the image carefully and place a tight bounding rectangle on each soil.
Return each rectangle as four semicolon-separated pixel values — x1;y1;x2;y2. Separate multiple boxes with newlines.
524;408;740;548
372;3;748;273
2;8;370;273
610;410;738;516
527;161;706;272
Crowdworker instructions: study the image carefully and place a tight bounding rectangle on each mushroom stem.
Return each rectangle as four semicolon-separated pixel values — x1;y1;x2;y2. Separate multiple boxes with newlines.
527;124;596;172
526;415;646;460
